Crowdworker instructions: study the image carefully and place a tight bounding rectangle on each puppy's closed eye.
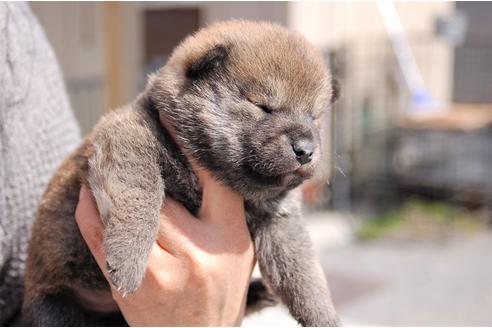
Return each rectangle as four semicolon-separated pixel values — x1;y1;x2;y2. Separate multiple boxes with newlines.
247;99;274;115
257;104;273;114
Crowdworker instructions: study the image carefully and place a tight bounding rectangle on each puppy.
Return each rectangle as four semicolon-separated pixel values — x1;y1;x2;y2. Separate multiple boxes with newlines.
22;20;341;326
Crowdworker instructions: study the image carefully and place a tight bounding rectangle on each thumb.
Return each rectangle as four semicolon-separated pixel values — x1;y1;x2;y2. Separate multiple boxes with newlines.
190;163;245;225
75;185;110;280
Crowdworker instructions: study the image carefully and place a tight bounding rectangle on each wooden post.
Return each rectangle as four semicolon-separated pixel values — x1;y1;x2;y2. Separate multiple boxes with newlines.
103;2;123;111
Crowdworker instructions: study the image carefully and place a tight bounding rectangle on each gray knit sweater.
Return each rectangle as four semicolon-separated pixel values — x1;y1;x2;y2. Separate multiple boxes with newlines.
0;2;81;324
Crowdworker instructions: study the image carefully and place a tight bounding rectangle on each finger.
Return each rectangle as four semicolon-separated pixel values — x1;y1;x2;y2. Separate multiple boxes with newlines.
199;178;245;225
161;197;197;224
186;158;246;225
75;185;109;278
157;198;199;254
186;157;207;187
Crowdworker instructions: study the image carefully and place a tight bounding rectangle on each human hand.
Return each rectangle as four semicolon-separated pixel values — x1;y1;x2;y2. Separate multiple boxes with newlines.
75;170;254;326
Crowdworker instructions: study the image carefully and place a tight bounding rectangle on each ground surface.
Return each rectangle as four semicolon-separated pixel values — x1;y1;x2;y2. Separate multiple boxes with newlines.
243;212;492;326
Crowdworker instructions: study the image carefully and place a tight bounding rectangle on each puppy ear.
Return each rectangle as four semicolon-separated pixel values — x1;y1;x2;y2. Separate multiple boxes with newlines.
186;44;229;79
330;78;341;104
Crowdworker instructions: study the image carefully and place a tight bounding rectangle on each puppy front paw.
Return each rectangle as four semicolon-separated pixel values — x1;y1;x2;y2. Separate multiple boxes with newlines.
297;306;342;327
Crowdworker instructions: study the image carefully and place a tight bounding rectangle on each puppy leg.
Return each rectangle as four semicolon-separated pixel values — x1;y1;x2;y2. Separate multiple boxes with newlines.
253;214;341;326
245;279;278;315
23;290;128;326
88;110;164;295
22;290;91;326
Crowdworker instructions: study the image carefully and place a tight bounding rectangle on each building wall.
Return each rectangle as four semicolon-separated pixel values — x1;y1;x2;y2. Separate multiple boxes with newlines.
30;2;106;134
454;2;492;103
30;1;456;136
288;1;455;103
201;1;287;26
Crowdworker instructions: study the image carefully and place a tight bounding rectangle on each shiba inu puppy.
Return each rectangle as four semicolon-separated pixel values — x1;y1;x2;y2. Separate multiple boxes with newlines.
23;20;341;326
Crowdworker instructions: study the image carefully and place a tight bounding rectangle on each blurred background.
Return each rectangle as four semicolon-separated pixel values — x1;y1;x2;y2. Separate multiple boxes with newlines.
30;1;492;326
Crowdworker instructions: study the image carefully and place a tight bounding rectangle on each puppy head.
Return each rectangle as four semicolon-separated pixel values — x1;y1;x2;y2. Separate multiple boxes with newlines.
149;20;339;200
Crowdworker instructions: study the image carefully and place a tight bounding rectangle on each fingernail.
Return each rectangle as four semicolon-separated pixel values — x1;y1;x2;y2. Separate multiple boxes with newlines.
79;185;87;201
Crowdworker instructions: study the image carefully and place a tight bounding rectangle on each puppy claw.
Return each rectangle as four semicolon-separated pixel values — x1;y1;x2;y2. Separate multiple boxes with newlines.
105;258;146;295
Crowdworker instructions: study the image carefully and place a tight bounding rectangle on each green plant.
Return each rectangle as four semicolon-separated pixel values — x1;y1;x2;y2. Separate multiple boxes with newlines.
357;198;484;240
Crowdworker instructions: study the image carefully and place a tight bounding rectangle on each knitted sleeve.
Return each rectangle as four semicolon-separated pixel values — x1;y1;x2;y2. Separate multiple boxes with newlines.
0;2;81;324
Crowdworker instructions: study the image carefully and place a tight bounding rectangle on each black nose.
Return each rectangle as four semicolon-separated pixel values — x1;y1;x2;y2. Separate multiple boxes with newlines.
292;139;314;165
